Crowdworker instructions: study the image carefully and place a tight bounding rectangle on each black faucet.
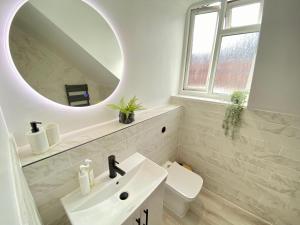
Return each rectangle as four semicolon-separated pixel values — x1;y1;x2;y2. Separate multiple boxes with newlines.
108;155;126;178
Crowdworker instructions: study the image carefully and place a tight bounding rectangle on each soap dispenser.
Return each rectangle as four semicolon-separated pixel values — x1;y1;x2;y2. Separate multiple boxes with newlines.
84;159;95;187
26;121;50;155
79;165;91;195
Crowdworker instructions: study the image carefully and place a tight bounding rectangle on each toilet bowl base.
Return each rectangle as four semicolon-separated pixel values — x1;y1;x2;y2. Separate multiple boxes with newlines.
163;187;190;218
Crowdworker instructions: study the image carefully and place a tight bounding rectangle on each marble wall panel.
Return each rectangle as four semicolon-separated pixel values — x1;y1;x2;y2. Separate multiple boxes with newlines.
171;97;300;225
22;107;182;225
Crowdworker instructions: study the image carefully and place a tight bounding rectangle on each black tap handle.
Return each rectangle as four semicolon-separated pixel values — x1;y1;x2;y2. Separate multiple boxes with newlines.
115;160;119;164
143;209;149;225
136;218;141;225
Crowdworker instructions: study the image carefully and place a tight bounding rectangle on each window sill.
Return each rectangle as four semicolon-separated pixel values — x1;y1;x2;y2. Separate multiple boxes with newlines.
172;94;230;106
171;94;249;107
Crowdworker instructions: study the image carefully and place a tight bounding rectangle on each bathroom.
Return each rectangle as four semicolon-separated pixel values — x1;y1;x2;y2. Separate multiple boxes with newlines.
0;0;299;225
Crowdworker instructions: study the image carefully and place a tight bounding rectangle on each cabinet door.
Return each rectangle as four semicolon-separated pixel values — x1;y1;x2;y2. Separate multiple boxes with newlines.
122;218;133;225
123;183;165;225
122;209;141;225
132;210;142;225
140;184;165;225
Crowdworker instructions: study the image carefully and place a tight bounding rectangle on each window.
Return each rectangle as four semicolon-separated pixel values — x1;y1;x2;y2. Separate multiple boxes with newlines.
181;0;263;100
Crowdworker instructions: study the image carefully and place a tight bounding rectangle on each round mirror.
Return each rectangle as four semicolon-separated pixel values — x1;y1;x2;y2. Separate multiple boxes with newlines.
9;0;123;107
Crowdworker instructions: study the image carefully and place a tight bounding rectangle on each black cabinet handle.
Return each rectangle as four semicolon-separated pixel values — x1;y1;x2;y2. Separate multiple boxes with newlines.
136;218;141;225
143;209;149;225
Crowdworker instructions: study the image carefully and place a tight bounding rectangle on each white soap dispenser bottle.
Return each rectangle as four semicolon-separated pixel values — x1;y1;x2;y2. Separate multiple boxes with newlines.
79;165;91;195
26;121;50;155
84;159;95;187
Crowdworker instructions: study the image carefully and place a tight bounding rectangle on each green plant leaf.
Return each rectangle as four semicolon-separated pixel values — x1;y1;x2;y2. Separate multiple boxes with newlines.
107;96;145;119
107;104;121;110
222;91;247;139
230;91;247;105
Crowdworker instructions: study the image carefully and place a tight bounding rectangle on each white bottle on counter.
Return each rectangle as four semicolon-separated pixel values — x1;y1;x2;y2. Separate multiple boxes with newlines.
26;122;49;155
79;165;91;195
84;159;95;187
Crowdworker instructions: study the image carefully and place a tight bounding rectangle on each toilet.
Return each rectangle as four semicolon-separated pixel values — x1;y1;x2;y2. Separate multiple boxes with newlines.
163;161;203;217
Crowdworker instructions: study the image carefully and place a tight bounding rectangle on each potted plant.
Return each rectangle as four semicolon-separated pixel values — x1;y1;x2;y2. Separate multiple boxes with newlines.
107;96;144;124
222;91;247;139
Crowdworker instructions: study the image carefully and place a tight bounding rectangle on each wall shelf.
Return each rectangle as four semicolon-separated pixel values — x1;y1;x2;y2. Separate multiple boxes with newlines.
18;105;181;167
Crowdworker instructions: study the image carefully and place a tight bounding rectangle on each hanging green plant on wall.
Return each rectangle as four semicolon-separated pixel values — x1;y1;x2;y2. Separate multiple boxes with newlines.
222;91;247;139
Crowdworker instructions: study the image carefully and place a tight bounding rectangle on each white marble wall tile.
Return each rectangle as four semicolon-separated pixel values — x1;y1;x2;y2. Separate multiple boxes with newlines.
29;168;78;199
102;140;130;164
174;97;300;148
148;131;179;165
257;190;294;225
99;130;127;149
23;153;72;185
198;174;267;221
279;146;300;162
244;110;300;129
38;197;66;225
67;142;105;166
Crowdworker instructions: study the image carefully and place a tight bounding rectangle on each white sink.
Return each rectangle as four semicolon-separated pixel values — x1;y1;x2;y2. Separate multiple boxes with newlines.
61;153;168;225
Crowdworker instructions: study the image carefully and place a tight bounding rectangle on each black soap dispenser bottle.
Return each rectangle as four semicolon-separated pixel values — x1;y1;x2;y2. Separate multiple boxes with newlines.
26;121;50;154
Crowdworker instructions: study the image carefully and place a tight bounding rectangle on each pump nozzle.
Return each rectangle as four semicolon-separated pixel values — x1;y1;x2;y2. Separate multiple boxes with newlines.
84;159;92;166
79;165;89;176
30;121;42;133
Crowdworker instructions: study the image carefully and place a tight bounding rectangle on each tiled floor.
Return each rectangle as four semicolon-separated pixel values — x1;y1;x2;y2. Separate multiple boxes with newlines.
163;209;201;225
163;189;272;225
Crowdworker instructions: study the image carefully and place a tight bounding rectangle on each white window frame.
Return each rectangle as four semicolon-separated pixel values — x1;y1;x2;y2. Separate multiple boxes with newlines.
179;0;264;102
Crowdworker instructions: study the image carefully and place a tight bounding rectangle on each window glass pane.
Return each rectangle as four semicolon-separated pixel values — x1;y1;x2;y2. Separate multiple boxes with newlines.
187;12;218;89
213;32;259;94
230;3;261;27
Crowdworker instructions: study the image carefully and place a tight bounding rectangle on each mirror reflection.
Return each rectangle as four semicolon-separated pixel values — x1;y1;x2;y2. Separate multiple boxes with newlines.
9;0;123;107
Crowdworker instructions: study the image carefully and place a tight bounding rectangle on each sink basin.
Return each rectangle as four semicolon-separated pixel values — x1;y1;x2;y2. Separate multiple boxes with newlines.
61;153;168;225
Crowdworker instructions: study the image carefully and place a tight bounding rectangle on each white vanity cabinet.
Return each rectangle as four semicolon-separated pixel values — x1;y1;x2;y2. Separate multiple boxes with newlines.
123;183;165;225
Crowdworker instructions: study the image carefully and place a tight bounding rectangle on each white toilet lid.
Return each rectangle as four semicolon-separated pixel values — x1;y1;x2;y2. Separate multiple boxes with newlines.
165;162;203;200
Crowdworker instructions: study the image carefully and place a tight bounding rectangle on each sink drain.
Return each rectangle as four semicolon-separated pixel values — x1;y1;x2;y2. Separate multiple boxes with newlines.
119;192;129;200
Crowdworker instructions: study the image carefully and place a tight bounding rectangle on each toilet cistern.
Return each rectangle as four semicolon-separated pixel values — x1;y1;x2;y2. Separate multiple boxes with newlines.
108;155;126;178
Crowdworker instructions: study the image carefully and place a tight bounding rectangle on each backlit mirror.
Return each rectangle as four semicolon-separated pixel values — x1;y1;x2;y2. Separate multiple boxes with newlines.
9;0;123;107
